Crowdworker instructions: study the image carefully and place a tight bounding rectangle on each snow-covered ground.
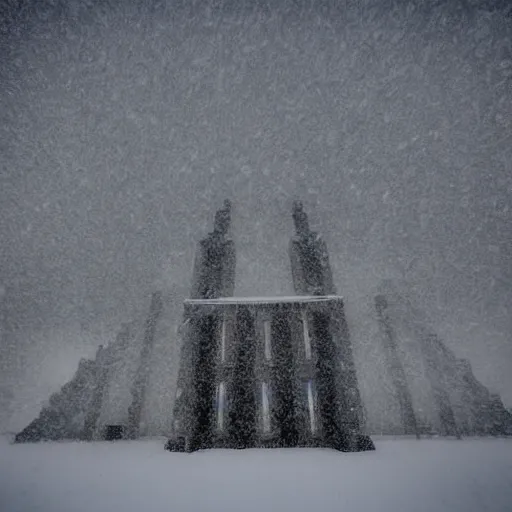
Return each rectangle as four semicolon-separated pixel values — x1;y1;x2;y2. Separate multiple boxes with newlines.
1;436;511;512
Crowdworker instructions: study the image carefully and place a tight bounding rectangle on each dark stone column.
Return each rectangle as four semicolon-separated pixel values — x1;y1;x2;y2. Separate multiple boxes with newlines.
312;311;343;448
127;292;163;439
375;295;419;438
228;306;257;448
167;201;236;452
81;347;112;441
289;201;335;296
272;308;299;447
329;300;374;451
190;200;235;300
288;202;374;452
189;314;219;451
420;333;460;438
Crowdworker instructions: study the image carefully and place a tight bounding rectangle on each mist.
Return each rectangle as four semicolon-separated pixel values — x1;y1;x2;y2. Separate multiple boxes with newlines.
1;0;511;430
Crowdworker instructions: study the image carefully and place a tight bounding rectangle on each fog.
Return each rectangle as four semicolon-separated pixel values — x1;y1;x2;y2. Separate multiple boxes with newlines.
1;0;511;430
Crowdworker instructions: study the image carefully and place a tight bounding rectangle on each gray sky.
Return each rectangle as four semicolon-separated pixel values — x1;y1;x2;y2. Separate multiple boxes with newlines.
1;0;511;414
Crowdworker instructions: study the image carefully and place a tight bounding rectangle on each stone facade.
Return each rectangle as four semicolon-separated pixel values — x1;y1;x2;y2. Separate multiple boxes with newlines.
167;201;373;452
168;296;373;452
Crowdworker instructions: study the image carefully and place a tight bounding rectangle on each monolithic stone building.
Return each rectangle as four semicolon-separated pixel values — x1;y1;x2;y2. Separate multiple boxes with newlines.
14;202;512;445
166;200;373;452
167;295;373;452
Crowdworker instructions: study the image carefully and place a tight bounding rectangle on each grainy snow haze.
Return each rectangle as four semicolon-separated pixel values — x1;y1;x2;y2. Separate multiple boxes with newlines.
0;0;511;443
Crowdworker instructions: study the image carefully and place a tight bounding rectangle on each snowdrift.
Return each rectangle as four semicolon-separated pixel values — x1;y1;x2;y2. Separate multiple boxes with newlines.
1;436;511;512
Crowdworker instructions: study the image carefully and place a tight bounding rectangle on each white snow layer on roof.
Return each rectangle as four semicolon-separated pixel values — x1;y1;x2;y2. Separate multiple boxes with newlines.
1;436;512;512
184;295;343;305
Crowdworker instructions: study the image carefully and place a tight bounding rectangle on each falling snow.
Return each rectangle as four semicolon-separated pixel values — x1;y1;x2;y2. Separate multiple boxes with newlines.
1;0;511;509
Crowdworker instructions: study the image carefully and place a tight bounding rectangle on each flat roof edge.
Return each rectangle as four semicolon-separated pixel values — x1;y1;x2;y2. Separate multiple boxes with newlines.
184;295;343;305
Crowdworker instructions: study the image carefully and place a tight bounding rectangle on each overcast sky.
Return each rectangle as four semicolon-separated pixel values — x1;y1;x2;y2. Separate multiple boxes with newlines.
1;0;511;417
